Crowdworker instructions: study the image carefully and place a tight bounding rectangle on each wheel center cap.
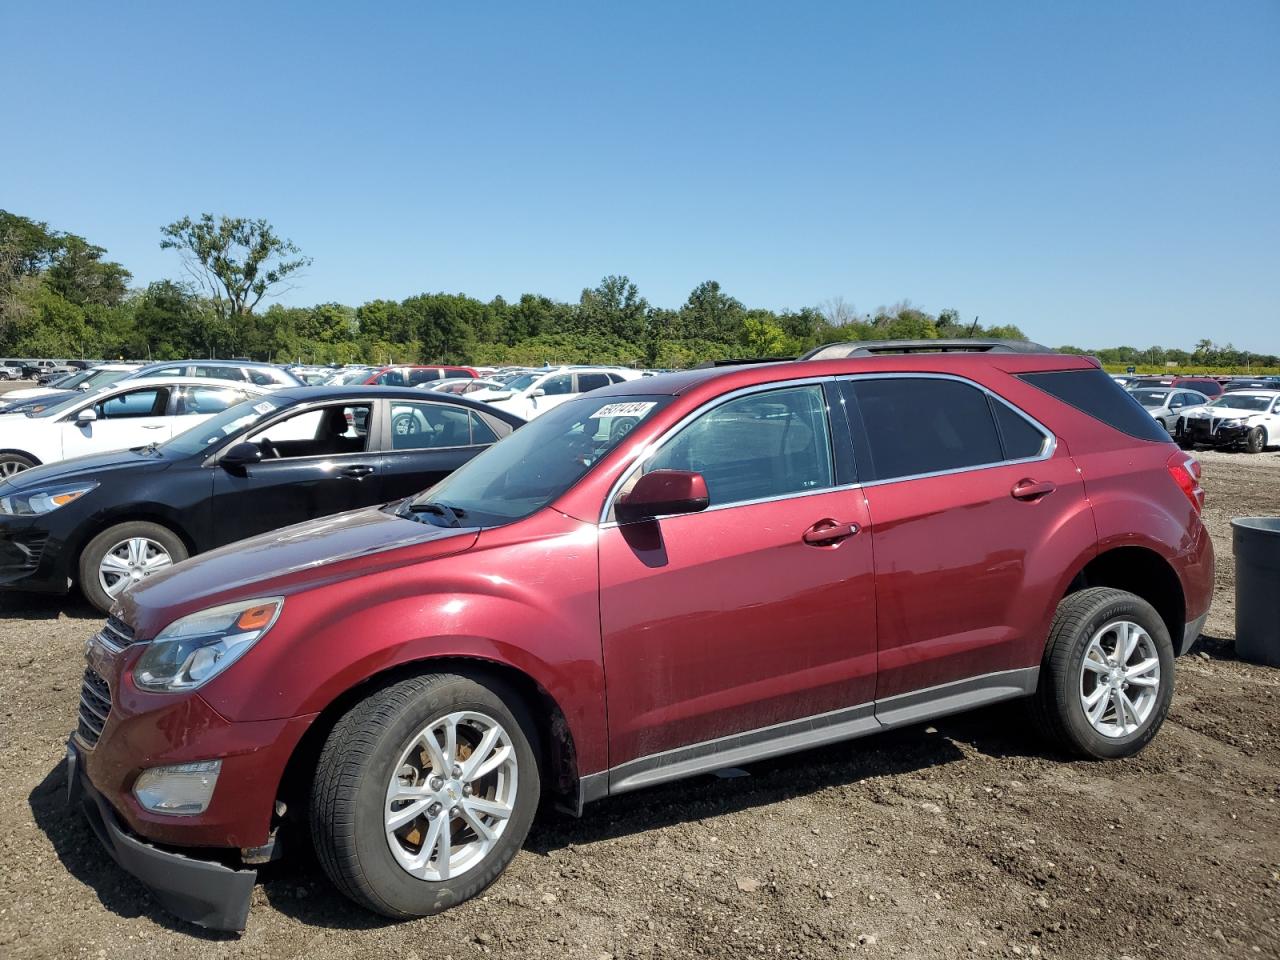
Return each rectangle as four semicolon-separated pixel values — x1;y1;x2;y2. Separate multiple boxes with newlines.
443;780;462;801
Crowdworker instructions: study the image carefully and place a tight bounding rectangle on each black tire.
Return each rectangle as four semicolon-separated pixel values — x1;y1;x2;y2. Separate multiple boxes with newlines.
0;452;36;477
1245;426;1266;454
310;672;541;919
1030;587;1175;759
78;520;189;613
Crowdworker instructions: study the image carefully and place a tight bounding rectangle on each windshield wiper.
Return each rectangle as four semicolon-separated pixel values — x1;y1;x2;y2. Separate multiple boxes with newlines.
402;501;468;527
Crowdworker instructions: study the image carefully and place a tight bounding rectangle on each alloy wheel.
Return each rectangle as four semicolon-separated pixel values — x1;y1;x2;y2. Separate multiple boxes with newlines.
384;710;519;882
98;537;174;598
0;460;29;478
1078;619;1162;738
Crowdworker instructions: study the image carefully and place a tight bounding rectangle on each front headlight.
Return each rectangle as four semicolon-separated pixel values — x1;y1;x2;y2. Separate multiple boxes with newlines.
133;597;283;692
0;482;97;516
1221;418;1243;428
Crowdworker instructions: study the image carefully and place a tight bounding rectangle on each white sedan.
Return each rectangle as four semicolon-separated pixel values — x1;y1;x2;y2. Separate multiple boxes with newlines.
0;377;268;476
0;363;142;404
466;367;641;420
1177;390;1280;453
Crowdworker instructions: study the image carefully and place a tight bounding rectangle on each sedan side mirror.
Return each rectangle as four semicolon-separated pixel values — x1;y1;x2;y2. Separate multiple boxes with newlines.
615;470;710;525
75;407;98;424
221;441;263;469
529;388;546;398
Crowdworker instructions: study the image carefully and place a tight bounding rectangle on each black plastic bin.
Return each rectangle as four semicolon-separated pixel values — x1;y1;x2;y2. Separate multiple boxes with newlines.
1232;517;1280;668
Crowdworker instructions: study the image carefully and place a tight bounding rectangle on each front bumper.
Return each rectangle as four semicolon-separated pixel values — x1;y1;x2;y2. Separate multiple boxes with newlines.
1182;419;1250;447
67;739;256;931
0;512;75;593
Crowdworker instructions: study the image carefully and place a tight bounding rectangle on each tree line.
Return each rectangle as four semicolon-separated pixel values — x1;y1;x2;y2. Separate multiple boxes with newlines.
1;209;1274;371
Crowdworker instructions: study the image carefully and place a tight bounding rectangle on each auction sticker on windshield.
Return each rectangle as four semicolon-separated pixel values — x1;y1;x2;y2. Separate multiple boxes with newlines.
591;402;657;419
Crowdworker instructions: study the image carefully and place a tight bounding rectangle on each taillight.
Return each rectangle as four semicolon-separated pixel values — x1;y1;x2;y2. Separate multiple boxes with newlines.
1167;452;1204;513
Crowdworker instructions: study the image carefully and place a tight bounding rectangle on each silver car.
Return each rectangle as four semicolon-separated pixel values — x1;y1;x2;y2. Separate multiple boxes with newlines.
1131;387;1208;436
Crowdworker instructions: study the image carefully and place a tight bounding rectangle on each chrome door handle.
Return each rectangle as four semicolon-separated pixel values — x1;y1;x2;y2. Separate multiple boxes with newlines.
802;519;860;546
341;464;374;479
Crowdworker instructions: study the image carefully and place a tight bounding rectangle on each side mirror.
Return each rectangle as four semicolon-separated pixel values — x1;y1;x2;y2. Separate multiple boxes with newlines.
615;470;710;525
529;388;546;398
221;441;263;469
75;407;98;424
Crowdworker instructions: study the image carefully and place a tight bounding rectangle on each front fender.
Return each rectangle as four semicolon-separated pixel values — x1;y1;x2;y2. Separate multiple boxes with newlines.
198;511;608;775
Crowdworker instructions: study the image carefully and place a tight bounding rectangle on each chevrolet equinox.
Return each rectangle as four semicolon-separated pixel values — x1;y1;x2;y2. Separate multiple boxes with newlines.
66;341;1213;930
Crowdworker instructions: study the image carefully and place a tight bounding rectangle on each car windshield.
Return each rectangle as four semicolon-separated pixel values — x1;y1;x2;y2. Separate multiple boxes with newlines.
26;390;101;418
1132;390;1169;408
501;373;540;392
1209;395;1272;412
325;369;371;385
79;368;134;389
162;396;288;455
403;394;671;526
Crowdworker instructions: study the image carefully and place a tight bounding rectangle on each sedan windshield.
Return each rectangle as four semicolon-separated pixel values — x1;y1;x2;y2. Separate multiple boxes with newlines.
404;394;671;526
501;373;539;392
162;397;287;455
1209;395;1272;412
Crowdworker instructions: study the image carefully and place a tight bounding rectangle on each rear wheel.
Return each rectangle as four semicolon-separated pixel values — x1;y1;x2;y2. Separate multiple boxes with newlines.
1246;426;1266;454
1031;587;1175;759
78;521;188;613
311;672;540;918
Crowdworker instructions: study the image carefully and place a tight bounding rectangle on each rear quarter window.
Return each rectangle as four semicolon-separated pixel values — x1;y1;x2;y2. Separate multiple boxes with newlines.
1019;369;1170;442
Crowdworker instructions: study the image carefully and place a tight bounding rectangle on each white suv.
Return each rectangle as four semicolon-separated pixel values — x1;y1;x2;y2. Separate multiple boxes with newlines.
467;366;641;420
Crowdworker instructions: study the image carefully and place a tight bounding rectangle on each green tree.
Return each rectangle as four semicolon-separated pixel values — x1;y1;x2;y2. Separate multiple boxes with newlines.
578;275;648;343
160;215;311;351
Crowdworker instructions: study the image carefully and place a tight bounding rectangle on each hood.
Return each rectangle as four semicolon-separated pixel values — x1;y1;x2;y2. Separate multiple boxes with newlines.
0;447;168;492
1183;402;1269;419
464;388;515;402
0;386;61;401
117;505;479;636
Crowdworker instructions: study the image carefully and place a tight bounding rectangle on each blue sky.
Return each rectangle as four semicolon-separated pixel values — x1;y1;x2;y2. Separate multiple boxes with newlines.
3;2;1277;350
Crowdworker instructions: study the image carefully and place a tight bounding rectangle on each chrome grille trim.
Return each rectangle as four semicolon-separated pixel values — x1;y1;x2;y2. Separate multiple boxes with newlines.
76;668;112;748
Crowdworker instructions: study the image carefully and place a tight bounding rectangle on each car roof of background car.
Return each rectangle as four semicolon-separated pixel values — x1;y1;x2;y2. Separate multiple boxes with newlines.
269;385;528;423
588;348;1098;398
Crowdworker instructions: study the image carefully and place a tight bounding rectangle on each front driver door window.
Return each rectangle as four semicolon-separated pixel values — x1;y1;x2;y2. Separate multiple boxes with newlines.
62;387;173;460
209;404;382;547
598;383;877;779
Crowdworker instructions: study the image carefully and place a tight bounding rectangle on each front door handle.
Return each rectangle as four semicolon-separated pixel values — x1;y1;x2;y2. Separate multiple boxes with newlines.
141;425;167;430
802;519;861;546
341;464;374;480
1011;478;1056;501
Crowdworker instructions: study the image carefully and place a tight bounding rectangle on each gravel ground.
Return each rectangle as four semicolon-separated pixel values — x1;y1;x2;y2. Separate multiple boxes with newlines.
0;450;1277;960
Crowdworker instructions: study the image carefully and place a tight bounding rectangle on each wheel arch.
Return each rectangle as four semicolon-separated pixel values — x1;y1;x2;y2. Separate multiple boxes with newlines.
274;654;584;824
1063;546;1186;653
0;448;42;467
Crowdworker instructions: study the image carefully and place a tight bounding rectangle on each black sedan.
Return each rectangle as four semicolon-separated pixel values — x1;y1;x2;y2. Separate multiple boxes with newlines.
0;386;522;611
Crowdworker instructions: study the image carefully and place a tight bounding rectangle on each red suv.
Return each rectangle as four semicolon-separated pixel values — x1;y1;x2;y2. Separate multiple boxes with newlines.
67;342;1213;930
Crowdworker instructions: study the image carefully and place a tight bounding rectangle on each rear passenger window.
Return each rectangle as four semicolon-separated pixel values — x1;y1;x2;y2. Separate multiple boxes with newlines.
1020;370;1169;442
991;399;1049;460
388;402;501;450
846;378;1003;481
576;373;611;392
641;385;834;507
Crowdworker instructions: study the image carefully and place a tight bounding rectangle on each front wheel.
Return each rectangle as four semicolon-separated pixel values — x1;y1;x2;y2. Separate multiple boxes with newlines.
1030;587;1175;759
311;672;540;918
78;521;188;613
0;453;35;477
1245;426;1266;454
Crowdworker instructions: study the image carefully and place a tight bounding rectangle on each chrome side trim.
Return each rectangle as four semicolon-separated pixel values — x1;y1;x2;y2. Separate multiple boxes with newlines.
873;667;1040;728
583;666;1041;804
607;703;879;796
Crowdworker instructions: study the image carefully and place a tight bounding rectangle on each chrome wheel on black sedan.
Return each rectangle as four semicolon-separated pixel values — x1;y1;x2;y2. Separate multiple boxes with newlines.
98;537;174;598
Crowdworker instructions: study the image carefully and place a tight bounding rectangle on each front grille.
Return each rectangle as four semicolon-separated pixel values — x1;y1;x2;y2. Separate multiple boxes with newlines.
77;668;112;748
101;616;135;651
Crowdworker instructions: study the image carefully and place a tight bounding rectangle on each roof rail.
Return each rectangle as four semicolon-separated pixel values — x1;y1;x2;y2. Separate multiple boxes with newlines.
800;338;1053;361
692;357;795;369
